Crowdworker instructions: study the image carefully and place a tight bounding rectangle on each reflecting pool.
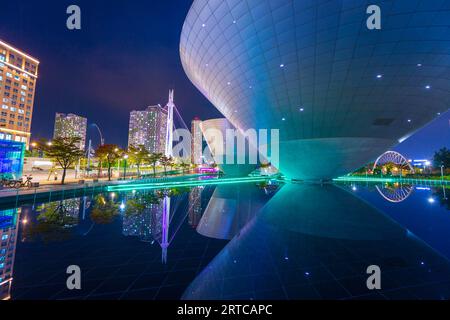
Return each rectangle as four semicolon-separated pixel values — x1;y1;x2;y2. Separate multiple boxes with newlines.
2;180;450;300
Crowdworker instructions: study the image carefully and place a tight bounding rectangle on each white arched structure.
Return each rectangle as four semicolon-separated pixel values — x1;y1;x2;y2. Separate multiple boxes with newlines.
375;184;414;203
373;151;415;174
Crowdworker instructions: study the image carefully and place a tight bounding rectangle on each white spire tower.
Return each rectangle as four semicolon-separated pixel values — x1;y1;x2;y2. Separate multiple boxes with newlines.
165;89;175;157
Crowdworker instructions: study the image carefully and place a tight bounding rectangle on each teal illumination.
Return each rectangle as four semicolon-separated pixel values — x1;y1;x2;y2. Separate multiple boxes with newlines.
106;176;272;192
333;176;450;186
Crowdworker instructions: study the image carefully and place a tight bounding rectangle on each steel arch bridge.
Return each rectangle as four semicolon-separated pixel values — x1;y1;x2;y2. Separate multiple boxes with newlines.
375;184;414;203
372;151;415;174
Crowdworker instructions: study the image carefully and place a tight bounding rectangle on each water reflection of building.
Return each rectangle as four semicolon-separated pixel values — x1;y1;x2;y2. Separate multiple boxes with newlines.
196;184;273;240
182;184;450;300
122;190;196;263
122;195;172;263
188;186;204;228
0;209;19;300
122;201;164;243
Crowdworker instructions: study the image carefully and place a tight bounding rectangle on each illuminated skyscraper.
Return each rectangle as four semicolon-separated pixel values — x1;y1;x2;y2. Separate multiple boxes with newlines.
53;113;87;150
191;118;202;165
128;105;167;153
0;39;39;148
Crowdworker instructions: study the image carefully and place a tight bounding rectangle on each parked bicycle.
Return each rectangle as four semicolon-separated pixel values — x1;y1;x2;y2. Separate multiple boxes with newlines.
1;177;16;188
1;175;34;189
17;175;34;189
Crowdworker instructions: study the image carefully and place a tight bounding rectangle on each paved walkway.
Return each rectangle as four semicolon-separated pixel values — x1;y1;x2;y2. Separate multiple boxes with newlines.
0;173;205;204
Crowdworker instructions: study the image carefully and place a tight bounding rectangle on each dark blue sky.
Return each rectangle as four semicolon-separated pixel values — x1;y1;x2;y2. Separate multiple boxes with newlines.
0;0;448;159
0;0;222;147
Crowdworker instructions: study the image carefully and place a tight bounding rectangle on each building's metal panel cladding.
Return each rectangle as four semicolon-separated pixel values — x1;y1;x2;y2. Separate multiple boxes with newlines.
180;0;450;180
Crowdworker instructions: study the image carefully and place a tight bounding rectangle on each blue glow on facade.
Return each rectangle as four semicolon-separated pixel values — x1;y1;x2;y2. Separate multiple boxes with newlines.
0;140;25;179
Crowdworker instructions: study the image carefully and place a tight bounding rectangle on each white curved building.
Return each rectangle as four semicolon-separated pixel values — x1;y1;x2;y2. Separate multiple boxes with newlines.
200;118;257;176
180;0;450;180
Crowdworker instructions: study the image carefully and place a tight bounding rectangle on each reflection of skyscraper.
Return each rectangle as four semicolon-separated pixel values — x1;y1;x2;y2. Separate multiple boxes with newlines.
191;118;202;165
122;192;191;264
188;186;204;228
0;208;19;300
128;105;168;153
122;201;163;243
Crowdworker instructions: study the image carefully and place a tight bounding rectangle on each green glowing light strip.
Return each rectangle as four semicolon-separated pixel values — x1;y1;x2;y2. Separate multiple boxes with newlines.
106;176;271;192
333;177;395;183
333;176;450;185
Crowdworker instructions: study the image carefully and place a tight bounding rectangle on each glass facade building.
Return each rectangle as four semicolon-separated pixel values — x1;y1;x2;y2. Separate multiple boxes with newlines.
0;139;25;179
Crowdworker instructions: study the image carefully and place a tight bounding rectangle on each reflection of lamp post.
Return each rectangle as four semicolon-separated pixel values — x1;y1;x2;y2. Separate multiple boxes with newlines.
123;155;129;179
424;161;431;175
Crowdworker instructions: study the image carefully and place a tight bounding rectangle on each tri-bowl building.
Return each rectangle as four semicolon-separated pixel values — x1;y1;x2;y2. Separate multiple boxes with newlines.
180;0;450;181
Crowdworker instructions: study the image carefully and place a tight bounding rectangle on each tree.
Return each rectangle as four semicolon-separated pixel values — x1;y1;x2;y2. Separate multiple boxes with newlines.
148;153;162;176
24;200;78;243
90;195;119;224
160;156;174;176
128;145;149;177
36;137;85;185
433;147;450;169
180;162;191;173
95;144;122;181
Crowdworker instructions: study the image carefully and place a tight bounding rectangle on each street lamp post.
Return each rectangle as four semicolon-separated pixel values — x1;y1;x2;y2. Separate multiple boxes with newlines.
92;123;105;146
441;164;445;181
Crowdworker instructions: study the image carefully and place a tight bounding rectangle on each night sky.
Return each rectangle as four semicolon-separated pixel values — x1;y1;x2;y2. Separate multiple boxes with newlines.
0;0;448;159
